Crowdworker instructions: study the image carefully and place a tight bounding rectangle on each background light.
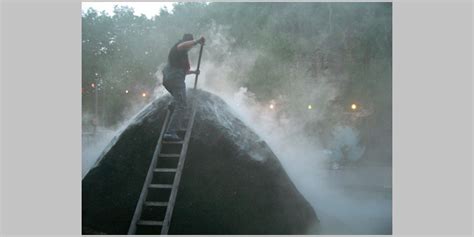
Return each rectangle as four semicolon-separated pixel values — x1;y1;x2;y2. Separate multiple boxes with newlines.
308;104;312;110
125;90;129;94
351;103;357;110
269;104;275;110
142;92;146;97
91;83;95;88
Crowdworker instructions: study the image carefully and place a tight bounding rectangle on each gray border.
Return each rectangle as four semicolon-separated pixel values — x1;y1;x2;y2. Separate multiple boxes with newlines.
1;0;82;234
0;0;472;235
394;1;472;234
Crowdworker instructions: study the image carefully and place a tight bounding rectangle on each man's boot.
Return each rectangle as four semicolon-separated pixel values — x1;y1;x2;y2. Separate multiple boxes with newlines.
177;129;186;138
167;102;175;112
163;131;182;141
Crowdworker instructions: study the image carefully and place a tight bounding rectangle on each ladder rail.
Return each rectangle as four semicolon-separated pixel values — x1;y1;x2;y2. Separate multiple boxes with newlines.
160;99;198;234
127;109;171;235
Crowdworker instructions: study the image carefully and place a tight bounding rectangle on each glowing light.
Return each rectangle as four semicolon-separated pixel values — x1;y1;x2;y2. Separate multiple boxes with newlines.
91;83;95;88
125;90;129;94
142;92;147;97
269;104;275;110
351;103;357;110
308;104;312;110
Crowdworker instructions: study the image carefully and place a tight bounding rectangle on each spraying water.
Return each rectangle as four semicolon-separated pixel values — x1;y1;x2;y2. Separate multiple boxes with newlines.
82;13;391;234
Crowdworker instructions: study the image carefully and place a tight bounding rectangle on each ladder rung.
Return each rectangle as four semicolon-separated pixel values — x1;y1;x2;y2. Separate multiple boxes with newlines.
144;201;168;207
159;153;180;158
137;220;163;226
154;168;177;172
149;184;173;189
162;141;184;145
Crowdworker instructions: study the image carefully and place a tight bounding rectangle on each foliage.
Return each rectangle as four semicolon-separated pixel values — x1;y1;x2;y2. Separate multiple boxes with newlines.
82;3;392;130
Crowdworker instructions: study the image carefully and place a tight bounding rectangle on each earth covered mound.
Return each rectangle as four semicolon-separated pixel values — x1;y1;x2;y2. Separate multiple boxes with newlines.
82;89;319;234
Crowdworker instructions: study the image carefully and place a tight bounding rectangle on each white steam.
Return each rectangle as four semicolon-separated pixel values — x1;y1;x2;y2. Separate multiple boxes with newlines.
194;26;391;234
82;24;391;234
82;87;169;178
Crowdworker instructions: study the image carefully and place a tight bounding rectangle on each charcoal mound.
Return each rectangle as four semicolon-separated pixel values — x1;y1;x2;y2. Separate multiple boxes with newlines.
82;89;319;234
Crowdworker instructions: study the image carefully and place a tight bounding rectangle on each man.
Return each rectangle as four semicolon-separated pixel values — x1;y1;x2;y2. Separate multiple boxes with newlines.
162;33;205;141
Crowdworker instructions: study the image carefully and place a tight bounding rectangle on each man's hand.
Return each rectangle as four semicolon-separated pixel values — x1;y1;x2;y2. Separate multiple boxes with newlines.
196;36;205;45
187;69;200;75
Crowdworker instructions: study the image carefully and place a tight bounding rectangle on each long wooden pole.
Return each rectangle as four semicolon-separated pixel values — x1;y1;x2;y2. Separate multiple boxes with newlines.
193;43;204;89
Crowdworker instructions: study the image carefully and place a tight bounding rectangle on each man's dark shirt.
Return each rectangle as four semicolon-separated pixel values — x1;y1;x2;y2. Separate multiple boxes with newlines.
168;40;190;71
162;40;190;87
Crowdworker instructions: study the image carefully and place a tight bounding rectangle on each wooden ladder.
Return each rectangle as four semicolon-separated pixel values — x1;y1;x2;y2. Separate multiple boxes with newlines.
128;42;204;235
127;101;197;235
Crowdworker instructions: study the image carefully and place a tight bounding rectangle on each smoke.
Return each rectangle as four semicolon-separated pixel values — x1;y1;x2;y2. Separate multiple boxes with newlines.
82;122;116;178
82;20;391;234
81;85;169;178
192;26;391;234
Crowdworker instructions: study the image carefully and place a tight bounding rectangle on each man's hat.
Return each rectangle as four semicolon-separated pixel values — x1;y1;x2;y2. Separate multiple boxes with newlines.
182;33;194;41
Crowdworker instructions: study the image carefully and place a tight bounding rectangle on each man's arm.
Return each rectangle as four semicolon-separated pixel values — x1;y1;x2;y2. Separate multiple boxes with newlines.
176;40;196;51
177;36;205;51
